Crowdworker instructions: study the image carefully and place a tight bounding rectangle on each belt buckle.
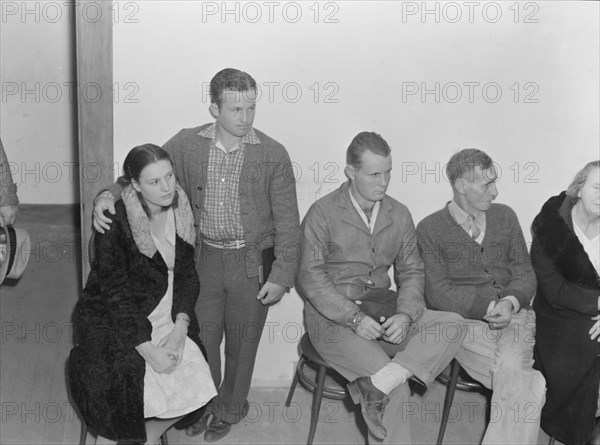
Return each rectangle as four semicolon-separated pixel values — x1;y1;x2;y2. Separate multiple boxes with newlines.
203;238;244;250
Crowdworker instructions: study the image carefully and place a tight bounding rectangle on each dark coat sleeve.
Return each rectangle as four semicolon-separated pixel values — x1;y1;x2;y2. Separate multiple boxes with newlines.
531;237;598;315
93;209;153;349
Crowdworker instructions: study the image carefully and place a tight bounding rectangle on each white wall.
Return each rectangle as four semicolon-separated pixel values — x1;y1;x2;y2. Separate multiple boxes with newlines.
0;1;77;204
113;1;599;386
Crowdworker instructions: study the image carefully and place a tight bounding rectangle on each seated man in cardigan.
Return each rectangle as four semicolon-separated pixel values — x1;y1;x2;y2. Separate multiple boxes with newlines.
297;131;465;444
416;148;546;445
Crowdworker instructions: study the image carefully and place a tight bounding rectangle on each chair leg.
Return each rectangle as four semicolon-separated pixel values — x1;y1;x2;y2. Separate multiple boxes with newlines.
436;360;461;445
160;431;169;445
79;421;88;445
286;358;302;407
307;364;327;445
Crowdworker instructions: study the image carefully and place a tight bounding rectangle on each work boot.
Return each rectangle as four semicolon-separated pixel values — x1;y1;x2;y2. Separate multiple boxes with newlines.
347;376;389;439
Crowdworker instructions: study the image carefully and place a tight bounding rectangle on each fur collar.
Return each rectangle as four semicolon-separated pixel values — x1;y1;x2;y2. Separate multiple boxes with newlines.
121;184;196;258
532;192;599;289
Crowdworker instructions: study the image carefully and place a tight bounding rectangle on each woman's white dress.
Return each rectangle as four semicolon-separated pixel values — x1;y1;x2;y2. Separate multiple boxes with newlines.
143;208;217;418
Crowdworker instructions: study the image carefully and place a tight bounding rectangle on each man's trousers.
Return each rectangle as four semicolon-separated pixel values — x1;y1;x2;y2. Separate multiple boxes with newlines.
196;243;269;424
456;309;546;445
305;304;466;444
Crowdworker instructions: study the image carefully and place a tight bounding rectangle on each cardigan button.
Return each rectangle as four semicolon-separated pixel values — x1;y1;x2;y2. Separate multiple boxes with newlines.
195;204;200;209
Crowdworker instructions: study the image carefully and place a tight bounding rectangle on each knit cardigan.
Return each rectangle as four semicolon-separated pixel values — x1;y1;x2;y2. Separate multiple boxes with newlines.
416;203;536;319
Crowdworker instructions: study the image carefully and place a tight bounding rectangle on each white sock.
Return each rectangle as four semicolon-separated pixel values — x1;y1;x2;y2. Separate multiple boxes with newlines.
371;362;412;395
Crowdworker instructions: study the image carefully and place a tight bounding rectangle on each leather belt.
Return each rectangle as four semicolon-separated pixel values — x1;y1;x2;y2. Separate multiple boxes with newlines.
202;238;246;250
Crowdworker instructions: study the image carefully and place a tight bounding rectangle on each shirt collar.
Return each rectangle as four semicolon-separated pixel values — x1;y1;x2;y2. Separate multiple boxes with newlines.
447;199;487;235
348;187;381;234
198;123;261;145
447;199;470;225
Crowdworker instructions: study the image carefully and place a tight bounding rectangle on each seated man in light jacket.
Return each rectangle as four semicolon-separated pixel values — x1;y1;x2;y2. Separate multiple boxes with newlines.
297;131;466;444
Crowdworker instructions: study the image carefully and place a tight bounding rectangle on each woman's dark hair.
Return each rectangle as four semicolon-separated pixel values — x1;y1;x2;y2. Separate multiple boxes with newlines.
118;144;177;215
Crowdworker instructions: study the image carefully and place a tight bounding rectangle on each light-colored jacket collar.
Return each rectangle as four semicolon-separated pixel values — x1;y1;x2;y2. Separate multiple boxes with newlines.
121;183;196;258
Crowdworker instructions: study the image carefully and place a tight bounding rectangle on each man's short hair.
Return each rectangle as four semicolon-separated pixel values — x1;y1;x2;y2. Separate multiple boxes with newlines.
346;132;391;169
566;160;600;200
446;149;494;185
210;68;257;109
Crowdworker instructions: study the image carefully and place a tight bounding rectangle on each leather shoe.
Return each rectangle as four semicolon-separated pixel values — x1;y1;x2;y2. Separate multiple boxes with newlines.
347;376;389;439
184;409;211;437
204;418;232;442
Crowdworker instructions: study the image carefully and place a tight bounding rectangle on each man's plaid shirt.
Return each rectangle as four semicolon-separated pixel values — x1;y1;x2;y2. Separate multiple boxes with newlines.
197;123;261;241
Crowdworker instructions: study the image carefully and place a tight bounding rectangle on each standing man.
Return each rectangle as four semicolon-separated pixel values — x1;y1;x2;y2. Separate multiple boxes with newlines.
297;132;465;444
416;148;546;444
93;68;300;442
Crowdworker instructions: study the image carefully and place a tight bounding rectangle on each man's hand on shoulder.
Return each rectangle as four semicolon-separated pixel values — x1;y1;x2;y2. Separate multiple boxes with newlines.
93;194;116;233
483;299;514;330
382;313;412;344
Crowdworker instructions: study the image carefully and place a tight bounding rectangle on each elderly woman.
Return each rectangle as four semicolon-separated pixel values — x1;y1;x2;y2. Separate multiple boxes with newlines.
69;144;216;444
532;160;600;445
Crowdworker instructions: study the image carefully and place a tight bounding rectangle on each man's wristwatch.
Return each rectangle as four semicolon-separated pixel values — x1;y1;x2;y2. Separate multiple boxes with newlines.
348;310;366;332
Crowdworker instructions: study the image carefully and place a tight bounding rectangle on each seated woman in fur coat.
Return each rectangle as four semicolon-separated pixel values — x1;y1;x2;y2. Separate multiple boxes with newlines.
531;160;600;445
69;144;216;444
